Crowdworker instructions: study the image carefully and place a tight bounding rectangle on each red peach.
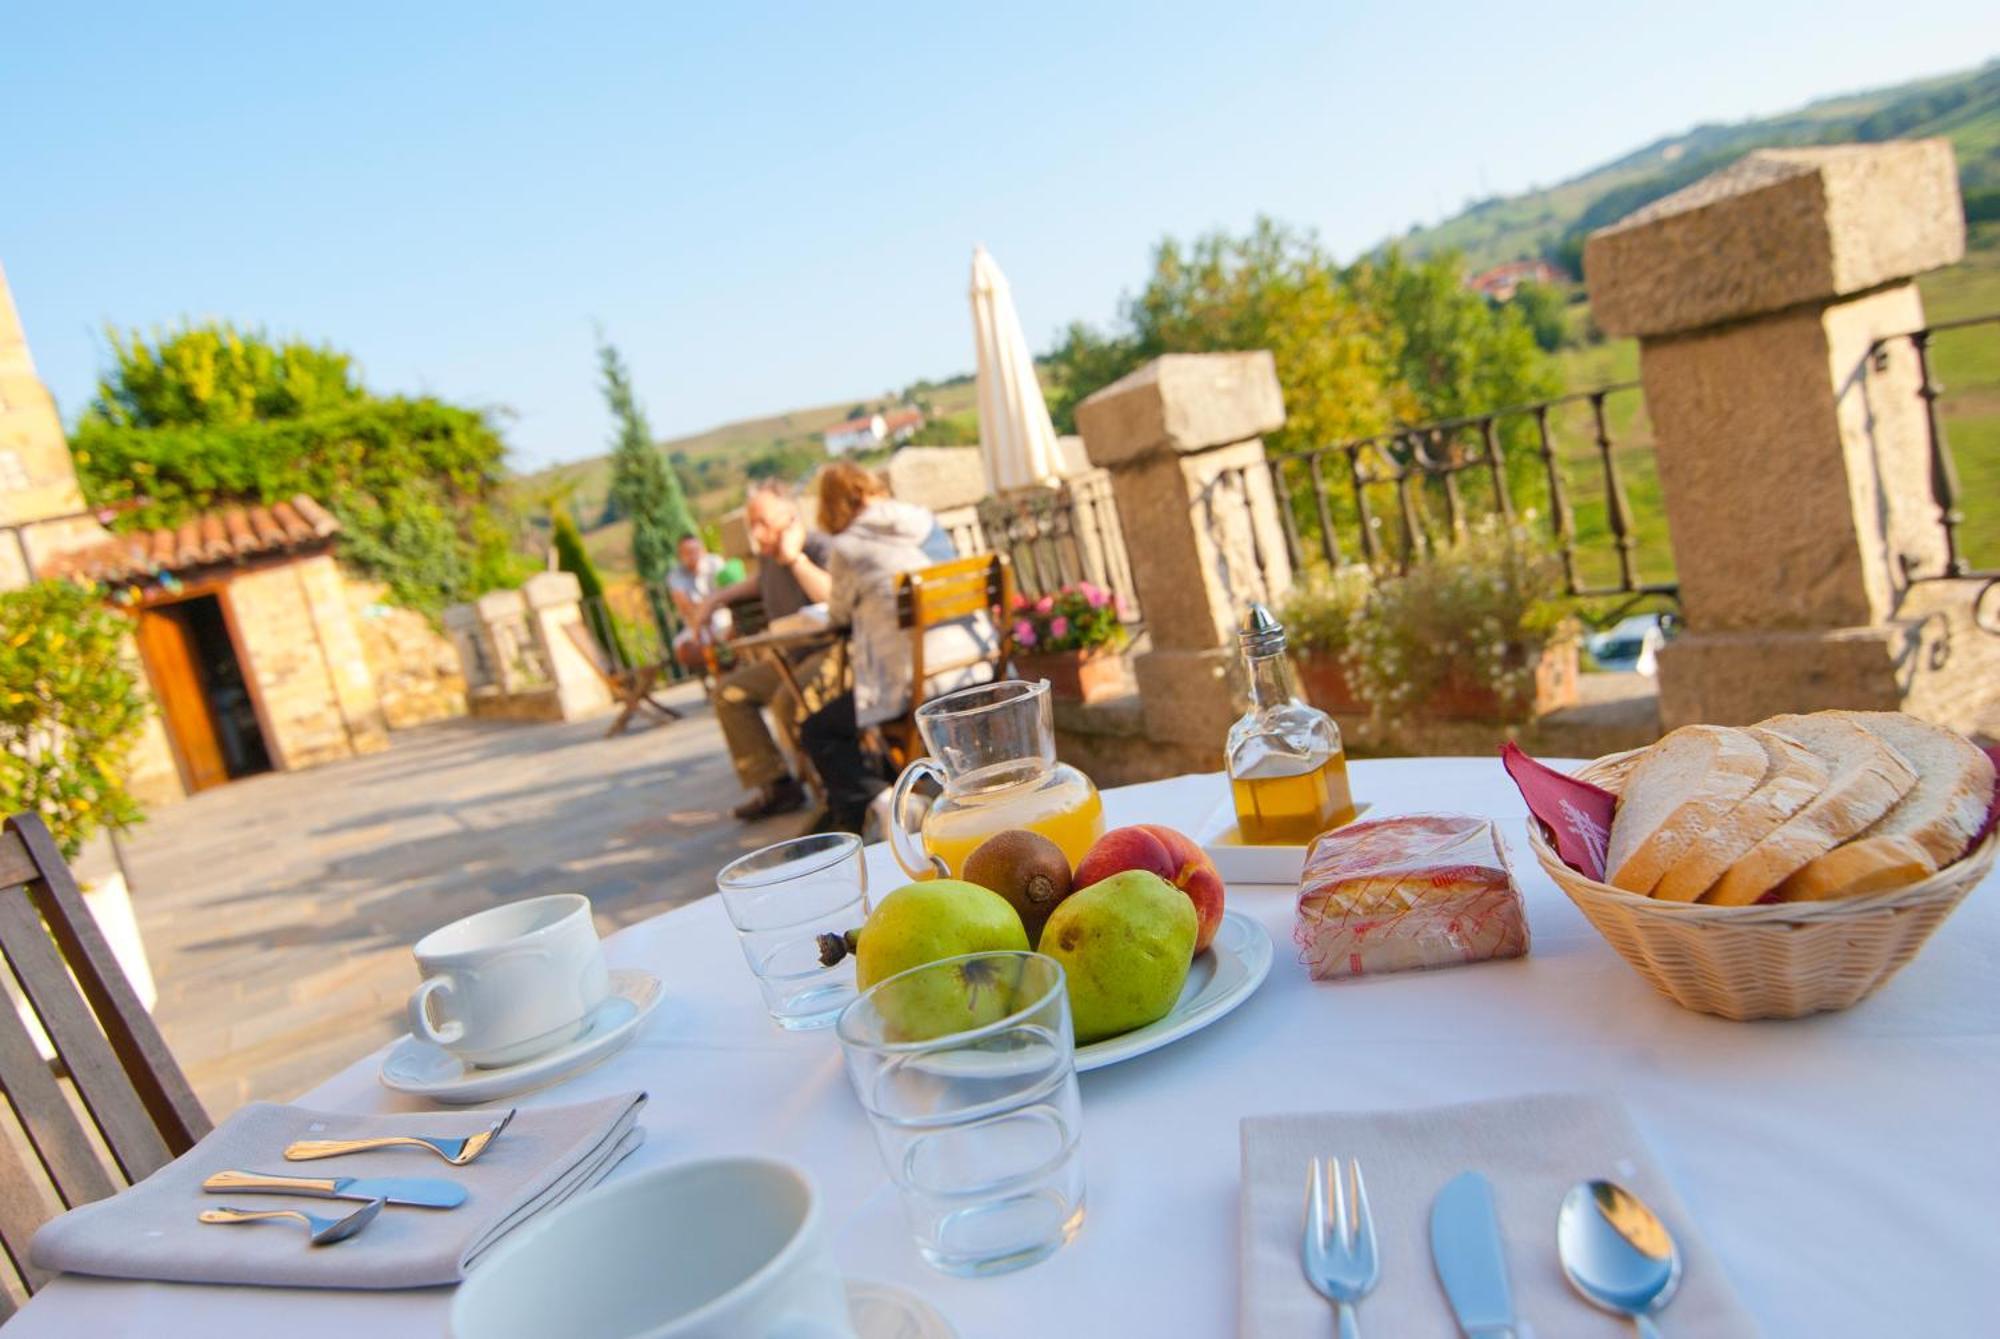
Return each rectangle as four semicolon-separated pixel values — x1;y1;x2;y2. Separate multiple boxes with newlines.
1073;824;1227;954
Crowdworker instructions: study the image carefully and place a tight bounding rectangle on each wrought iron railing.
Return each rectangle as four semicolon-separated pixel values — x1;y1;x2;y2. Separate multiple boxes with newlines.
970;470;1143;621
1268;382;1677;613
1870;312;2000;632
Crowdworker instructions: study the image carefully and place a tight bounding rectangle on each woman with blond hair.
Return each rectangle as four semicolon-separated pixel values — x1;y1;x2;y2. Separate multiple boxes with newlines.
803;461;991;833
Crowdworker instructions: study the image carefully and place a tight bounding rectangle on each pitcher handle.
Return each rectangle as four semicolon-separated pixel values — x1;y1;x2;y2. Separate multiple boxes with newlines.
888;757;950;880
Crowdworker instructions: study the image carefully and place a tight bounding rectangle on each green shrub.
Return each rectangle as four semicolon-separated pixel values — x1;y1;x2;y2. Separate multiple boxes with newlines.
0;583;149;859
1348;519;1574;724
1275;566;1372;657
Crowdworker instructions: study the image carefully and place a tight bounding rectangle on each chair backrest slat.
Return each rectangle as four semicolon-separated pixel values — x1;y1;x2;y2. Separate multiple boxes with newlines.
0;974;117;1210
11;817;209;1155
0;890;171;1181
896;555;1014;717
0;1120;57;1296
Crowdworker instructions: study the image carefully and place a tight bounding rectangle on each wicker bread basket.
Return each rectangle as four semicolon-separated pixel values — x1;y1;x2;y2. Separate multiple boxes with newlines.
1528;749;1998;1020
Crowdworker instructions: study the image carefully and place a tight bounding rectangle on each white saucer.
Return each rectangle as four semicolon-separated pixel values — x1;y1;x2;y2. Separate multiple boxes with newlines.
380;968;662;1104
847;1279;955;1338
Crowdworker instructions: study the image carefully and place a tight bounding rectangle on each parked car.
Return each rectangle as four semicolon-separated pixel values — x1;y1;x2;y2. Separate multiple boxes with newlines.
1585;613;1671;676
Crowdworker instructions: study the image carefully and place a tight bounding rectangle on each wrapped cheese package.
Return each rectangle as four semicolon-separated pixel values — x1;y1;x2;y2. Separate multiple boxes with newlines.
1294;813;1530;979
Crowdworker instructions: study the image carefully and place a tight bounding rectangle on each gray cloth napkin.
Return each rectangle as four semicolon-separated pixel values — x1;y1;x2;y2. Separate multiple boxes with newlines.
1241;1093;1759;1338
31;1091;645;1289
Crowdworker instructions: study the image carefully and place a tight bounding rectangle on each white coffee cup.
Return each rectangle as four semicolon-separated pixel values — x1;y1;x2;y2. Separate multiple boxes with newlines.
451;1157;855;1339
408;894;610;1069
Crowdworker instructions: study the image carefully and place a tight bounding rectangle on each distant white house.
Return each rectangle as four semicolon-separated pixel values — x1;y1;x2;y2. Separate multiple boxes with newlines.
823;408;925;455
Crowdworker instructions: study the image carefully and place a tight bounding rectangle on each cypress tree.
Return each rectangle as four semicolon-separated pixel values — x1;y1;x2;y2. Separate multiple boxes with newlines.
599;340;697;588
551;503;630;665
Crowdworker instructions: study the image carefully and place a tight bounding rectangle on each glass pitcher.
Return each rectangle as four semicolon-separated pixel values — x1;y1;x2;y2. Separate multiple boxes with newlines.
888;679;1105;880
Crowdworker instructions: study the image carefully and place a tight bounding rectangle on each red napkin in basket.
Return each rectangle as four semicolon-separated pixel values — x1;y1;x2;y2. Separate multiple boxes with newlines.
1500;739;2000;883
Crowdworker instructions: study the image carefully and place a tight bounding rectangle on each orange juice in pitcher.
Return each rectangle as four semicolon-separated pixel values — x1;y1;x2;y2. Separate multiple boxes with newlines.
888;679;1105;879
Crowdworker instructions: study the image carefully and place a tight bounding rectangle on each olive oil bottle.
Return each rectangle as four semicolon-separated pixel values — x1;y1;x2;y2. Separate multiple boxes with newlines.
1226;604;1355;845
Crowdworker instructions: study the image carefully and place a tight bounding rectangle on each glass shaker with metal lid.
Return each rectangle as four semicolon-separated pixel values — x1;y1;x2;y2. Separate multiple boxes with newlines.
1226;603;1356;845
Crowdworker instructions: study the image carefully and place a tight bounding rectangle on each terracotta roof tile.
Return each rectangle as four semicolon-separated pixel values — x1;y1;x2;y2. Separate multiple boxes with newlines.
42;493;343;584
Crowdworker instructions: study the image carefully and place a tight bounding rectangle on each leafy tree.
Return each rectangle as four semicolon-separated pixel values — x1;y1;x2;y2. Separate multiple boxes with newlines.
599;340;696;587
906;413;977;446
1343;247;1560;424
0;582;150;858
88;323;362;429
73;322;526;615
1506;280;1571;354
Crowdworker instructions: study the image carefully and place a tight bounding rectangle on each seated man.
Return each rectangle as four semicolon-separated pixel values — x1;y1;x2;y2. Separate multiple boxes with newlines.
665;534;729;673
691;484;834;822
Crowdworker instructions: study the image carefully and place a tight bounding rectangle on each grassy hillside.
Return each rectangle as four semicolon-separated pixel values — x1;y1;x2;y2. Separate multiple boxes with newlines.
1402;60;2000;274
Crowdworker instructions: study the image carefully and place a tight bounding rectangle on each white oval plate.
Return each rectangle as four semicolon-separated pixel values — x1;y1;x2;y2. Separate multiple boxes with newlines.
380;968;662;1104
1074;907;1272;1072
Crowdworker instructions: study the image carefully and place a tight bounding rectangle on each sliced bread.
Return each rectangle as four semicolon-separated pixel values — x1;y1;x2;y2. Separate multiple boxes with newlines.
1605;725;1766;894
1651;727;1830;902
1702;713;1918;906
1775;712;1995;901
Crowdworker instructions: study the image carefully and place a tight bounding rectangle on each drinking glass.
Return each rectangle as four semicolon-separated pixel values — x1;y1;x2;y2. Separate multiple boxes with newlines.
717;833;868;1030
835;951;1085;1277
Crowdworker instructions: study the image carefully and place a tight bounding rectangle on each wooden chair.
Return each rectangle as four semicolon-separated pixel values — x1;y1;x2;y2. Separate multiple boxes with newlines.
565;621;683;739
875;554;1016;768
0;813;210;1314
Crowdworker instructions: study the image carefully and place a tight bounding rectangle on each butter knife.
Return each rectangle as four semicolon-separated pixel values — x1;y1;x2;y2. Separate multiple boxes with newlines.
1430;1171;1517;1339
202;1169;466;1209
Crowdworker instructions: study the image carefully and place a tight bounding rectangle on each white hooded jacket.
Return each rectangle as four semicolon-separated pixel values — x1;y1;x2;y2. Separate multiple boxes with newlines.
826;498;997;726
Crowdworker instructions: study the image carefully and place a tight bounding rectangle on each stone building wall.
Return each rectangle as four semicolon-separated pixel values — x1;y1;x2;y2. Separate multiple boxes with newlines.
227;556;389;769
344;578;467;729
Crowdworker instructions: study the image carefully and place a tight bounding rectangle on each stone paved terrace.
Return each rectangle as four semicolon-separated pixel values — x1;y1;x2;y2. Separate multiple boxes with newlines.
114;680;805;1118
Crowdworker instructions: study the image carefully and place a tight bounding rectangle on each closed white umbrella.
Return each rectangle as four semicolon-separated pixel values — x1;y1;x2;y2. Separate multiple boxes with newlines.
970;245;1064;493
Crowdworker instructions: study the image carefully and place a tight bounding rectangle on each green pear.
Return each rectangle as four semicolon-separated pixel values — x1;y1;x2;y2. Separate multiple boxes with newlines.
854;880;1029;990
1037;869;1196;1044
845;881;1029;1042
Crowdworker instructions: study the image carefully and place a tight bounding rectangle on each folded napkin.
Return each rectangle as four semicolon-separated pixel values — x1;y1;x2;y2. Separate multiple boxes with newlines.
1241;1094;1758;1338
32;1091;645;1289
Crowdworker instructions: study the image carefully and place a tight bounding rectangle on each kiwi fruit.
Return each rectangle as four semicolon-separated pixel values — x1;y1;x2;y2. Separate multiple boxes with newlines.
962;829;1074;942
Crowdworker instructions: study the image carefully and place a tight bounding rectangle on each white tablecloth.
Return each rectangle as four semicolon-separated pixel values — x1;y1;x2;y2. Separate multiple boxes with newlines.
15;759;2000;1336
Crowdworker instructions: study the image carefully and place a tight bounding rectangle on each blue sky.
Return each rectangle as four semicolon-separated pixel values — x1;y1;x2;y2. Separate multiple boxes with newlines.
4;3;1996;470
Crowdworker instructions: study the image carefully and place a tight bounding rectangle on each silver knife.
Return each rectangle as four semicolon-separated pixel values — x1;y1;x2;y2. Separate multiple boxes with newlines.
201;1169;466;1209
1430;1171;1517;1339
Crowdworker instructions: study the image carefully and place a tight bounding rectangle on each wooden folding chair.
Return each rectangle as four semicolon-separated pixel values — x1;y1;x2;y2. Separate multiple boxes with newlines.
565;622;683;738
876;554;1016;768
0;813;210;1314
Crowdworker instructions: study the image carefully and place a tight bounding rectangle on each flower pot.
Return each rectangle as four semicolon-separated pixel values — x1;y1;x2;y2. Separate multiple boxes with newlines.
1016;646;1124;703
1291;651;1365;714
1425;641;1581;722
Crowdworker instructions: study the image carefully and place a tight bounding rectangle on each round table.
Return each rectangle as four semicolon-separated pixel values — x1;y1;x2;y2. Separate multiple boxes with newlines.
15;759;1999;1336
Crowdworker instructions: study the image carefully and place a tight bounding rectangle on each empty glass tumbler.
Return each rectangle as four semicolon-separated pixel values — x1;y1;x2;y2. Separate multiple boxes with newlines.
835;951;1086;1277
717;833;869;1030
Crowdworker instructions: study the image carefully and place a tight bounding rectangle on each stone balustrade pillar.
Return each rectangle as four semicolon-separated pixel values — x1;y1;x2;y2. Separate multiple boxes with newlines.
441;602;494;693
1585;139;1998;731
522;570;615;721
1076;351;1293;747
472;588;538;695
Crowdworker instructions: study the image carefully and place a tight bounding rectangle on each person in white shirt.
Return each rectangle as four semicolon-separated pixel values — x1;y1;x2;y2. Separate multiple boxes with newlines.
665;535;729;672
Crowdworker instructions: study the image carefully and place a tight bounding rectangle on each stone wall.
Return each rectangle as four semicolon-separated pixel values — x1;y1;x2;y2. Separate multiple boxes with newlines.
0;260;109;590
344;578;467;728
227;555;388;769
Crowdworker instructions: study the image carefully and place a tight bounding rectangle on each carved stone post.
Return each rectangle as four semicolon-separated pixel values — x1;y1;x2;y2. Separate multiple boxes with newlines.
522;570;615;721
1076;352;1292;747
1586;140;1997;731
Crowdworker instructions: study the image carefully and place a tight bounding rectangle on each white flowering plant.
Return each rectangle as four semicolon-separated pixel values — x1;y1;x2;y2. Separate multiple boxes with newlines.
1347;518;1574;724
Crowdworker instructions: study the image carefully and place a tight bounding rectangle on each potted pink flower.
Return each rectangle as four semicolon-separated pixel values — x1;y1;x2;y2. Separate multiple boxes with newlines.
1008;581;1128;702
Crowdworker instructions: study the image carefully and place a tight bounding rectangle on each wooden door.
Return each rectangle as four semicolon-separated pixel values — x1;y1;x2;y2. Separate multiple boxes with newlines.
135;604;229;792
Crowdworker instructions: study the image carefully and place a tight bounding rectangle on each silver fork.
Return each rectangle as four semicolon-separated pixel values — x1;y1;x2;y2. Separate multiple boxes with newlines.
282;1108;515;1165
1302;1154;1379;1339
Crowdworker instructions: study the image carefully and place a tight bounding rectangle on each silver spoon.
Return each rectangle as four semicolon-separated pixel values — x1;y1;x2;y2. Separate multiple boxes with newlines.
1557;1180;1682;1338
198;1196;386;1245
